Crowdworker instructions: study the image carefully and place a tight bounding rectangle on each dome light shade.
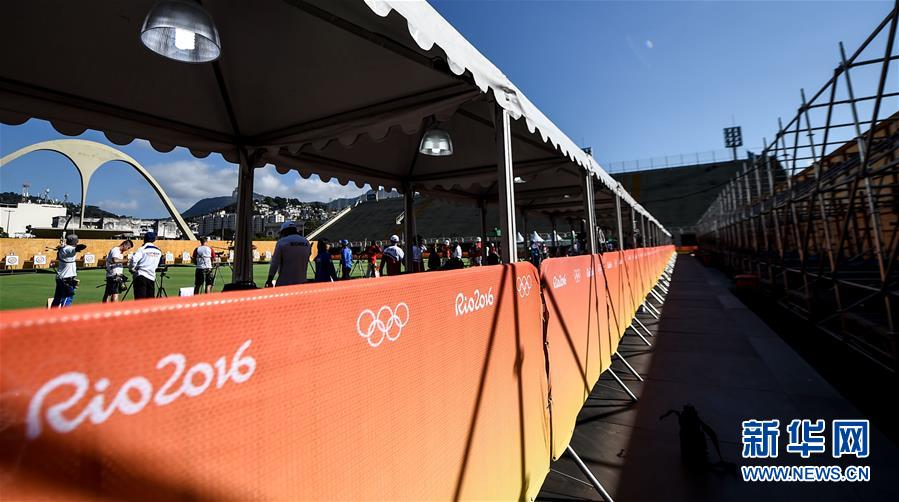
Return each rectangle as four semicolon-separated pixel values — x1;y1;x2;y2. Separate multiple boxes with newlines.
419;127;453;156
140;0;221;63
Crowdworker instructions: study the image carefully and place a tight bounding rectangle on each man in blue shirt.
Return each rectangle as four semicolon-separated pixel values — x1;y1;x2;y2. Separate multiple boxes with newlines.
339;239;353;280
313;240;338;282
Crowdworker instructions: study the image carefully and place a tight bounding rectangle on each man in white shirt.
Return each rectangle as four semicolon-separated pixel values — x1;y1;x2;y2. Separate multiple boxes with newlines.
103;239;133;302
51;234;87;307
130;231;163;299
265;221;311;287
410;236;424;273
193;236;216;294
380;234;405;276
451;241;463;260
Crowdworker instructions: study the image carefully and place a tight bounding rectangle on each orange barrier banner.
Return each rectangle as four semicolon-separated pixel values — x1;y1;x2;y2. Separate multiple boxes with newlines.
544;246;673;457
0;263;550;500
539;254;608;459
598;251;627;344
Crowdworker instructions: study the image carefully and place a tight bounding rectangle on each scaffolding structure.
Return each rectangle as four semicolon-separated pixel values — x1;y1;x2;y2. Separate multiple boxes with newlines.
696;4;899;370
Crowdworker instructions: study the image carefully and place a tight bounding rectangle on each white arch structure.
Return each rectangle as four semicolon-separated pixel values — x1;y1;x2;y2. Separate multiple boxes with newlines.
0;139;196;240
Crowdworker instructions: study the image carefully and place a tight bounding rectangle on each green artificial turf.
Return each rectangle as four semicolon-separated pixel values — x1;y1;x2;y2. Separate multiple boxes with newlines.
0;261;372;311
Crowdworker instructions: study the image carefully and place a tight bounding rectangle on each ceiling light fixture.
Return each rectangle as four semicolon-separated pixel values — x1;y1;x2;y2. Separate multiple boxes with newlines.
140;0;222;63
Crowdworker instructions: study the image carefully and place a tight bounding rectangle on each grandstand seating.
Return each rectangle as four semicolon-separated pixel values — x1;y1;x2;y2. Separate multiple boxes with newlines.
315;196;566;242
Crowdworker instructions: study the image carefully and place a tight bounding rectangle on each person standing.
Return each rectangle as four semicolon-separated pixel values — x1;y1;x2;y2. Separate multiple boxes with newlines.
339;239;353;280
51;234;87;307
451;240;463;261
103;239;133;302
379;234;405;276
486;243;501;265
314;240;338;282
469;237;483;266
528;240;542;267
192;236;216;294
130;232;163;300
365;241;382;277
427;240;441;271
442;239;451;266
265;221;311;287
411;236;424;272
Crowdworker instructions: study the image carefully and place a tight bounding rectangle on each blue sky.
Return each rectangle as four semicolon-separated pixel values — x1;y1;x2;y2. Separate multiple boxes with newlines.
1;1;894;218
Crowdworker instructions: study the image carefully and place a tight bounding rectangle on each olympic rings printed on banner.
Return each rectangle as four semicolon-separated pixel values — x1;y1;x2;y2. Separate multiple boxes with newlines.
516;275;533;298
356;303;410;348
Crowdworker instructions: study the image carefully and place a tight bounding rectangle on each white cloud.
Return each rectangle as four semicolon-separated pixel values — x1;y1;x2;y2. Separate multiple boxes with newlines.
254;166;368;202
141;161;368;211
98;199;139;212
145;159;237;210
132;139;154;150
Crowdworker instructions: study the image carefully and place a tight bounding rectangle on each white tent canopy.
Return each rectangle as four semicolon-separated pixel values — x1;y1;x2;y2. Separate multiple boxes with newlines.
0;0;669;279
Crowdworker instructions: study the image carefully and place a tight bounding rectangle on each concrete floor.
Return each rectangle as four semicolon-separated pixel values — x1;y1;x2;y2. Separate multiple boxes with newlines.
538;255;899;502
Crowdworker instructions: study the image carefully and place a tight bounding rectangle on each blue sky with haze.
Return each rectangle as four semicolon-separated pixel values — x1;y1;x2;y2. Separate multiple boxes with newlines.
1;0;894;218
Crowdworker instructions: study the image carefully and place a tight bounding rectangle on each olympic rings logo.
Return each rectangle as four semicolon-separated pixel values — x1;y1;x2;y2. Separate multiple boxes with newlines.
356;303;410;348
517;275;533;298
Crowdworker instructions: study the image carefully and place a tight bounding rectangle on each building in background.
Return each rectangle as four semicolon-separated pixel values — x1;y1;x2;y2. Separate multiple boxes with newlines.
0;202;67;237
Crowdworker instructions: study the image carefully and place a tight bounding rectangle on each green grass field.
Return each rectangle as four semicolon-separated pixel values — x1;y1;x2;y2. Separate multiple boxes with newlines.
0;261;372;311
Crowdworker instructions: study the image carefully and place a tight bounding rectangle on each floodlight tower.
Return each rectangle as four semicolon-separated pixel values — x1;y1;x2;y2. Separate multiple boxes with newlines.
21;182;30;199
724;126;743;161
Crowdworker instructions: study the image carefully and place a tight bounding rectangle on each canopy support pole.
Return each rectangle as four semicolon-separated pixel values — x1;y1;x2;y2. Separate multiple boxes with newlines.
403;182;417;272
640;214;647;248
583;174;597;254
479;197;489;248
522;209;529;252
550;214;557;251
614;187;624;251
630;205;638;250
232;148;256;285
495;104;517;263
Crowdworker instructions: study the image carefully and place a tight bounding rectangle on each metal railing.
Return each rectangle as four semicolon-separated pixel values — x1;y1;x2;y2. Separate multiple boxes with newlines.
601;148;760;173
695;4;899;370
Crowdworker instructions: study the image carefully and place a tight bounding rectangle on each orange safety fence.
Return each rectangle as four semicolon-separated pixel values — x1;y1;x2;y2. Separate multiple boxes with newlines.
539;254;607;459
541;246;673;459
0;246;673;500
0;263;550;500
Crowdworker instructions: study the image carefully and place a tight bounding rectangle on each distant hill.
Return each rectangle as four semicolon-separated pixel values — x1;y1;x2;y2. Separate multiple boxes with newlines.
182;192;265;218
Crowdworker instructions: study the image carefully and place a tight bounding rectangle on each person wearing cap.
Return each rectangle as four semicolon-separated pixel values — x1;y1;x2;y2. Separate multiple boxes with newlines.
313;239;338;282
379;234;405;276
365;241;382;277
410;236;424;273
50;234;87;307
192;236;217;294
442;239;451;266
339;239;353;280
265;220;311;287
130;231;163;299
469;237;483;266
103;239;133;302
